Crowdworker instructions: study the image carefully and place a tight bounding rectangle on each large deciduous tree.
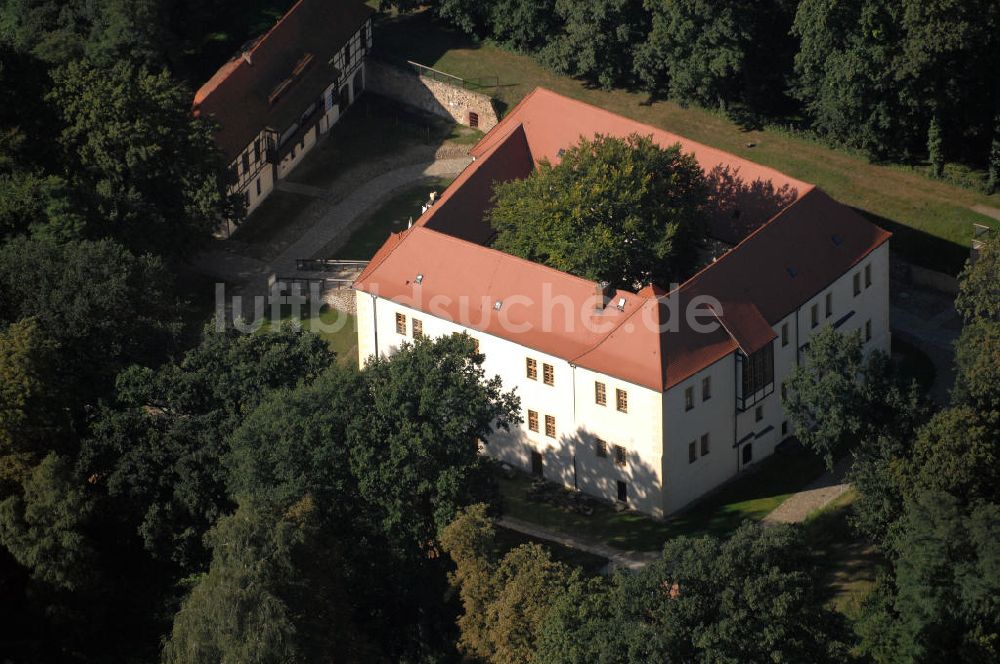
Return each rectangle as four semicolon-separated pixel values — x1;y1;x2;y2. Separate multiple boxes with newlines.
536;523;850;663
489;133;708;289
539;0;648;90
82;323;335;569
634;0;796;114
351;334;518;550
50;60;233;258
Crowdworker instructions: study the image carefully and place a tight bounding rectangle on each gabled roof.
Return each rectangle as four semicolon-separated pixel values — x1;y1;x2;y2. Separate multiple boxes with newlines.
193;0;374;161
354;88;891;391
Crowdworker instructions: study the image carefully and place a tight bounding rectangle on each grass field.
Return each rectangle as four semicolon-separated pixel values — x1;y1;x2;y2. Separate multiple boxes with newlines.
318;176;455;259
258;305;359;367
800;491;882;618
373;10;1000;275
499;445;827;552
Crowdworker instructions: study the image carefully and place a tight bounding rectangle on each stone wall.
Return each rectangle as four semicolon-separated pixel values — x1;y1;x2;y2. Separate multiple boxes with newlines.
367;59;498;131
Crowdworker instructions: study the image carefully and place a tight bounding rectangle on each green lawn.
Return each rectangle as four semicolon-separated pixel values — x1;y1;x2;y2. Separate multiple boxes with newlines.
494;527;608;577
499;446;827;552
258;305;359;368
800;491;882;618
374;10;1000;275
317;176;455;259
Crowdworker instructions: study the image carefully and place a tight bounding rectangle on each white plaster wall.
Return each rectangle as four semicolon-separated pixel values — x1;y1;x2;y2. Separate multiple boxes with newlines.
244;165;275;215
572;366;664;516
662;354;738;513
356;293;667;515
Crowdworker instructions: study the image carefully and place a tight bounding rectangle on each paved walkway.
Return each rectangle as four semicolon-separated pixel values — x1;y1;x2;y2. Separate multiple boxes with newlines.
192;154;472;318
762;457;851;525
971;204;1000;222
499;516;659;573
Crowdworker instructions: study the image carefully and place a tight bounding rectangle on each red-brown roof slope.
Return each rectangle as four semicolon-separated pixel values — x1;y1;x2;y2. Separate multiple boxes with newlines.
193;0;373;161
353;225;640;361
354;89;891;391
418;124;534;245
471;88;811;243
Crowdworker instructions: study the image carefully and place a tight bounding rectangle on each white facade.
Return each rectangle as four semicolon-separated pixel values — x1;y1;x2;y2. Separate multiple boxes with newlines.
355;241;890;518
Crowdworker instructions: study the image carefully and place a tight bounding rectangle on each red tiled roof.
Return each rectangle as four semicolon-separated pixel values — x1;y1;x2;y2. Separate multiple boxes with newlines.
192;0;374;161
354;88;891;391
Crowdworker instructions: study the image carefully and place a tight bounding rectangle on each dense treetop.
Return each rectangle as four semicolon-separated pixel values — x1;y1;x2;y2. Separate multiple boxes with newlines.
489;133;708;289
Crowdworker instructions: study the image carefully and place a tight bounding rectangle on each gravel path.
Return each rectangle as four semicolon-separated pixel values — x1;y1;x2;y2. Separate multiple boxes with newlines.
191;152;472;318
499;516;659;573
762;457;851;525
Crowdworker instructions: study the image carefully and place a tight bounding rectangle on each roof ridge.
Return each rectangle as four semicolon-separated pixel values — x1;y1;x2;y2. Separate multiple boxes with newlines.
250;0;308;57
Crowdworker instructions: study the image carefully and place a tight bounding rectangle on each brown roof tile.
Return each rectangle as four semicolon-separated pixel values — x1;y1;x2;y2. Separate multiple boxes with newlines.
192;0;374;161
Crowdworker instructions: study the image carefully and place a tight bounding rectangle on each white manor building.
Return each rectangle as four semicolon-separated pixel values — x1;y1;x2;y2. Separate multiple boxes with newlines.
194;0;374;220
353;89;891;517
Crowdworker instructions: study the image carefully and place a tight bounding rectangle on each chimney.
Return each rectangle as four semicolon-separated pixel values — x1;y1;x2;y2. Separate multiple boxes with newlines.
594;281;613;312
242;51;253;66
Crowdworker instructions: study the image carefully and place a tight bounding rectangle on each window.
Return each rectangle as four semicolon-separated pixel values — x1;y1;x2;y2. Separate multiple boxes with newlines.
468;111;479;128
684;387;694;411
543;363;554;386
781;322;789;347
617;480;628;503
343;44;351;67
254;139;261;162
781;420;788;436
544;414;556;438
470;337;480;353
613;444;626;467
411;319;423;339
865;319;872;342
595;438;608;458
527;410;538;433
395;312;406;335
241;152;250;173
702;376;711;401
526;357;537;380
255;178;261;196
825;292;833;318
810;303;819;328
688;441;697;463
781;382;787;401
700;433;710;456
740;344;774;400
243;191;250;209
853;272;861;296
755;405;763;422
742;443;753;465
865;264;872;288
616;388;628;413
595;381;606;406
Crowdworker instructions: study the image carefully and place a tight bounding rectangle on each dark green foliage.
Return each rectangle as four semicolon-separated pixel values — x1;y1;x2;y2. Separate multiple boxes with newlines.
226;366;362;511
162;498;381;664
928;115;944;177
857;492;1000;663
488;0;556;52
489;133;708;289
540;0;648;90
634;0;797;113
536;523;850;663
956;235;1000;323
50;60;232;258
784;326;927;468
0;453;97;592
906;407;1000;506
0;237;181;409
989;117;1000;193
0;172;83;242
351;333;518;550
82;323;334;568
435;0;490;37
0;319;70;489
